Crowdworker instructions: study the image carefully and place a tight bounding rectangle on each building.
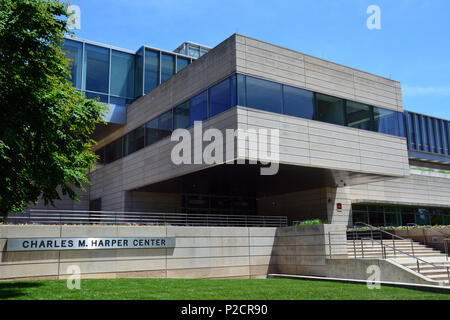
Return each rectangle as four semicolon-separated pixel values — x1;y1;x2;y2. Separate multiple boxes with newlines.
31;34;450;227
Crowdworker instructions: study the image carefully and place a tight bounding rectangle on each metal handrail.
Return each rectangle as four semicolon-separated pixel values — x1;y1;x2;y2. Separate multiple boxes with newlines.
353;222;407;241
356;237;450;283
3;209;288;227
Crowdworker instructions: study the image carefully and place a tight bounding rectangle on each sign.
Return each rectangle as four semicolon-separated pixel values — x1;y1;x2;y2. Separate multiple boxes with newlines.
6;237;175;252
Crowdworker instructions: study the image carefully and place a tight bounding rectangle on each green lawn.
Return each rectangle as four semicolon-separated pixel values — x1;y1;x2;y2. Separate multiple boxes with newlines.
0;278;449;300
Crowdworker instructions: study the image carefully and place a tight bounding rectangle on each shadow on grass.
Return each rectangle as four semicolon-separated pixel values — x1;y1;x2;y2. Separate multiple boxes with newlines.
0;282;43;299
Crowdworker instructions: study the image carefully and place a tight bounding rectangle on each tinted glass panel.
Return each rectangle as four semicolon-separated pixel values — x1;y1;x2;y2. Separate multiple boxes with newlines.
373;107;399;136
407;113;416;149
209;78;231;117
104;138;123;164
444;123;449;155
346;101;371;130
174;101;190;129
110;96;133;107
190;91;208;125
84;44;109;94
188;45;200;58
111;50;135;98
85;91;108;103
95;147;105;164
176;57;189;72
422;116;429;152
124;126;144;156
145;118;159;146
283;85;314;119
62;39;83;89
435;119;443;154
144;50;159;93
429;118;436;153
414;114;423;150
158;110;173;138
315;94;345;126
237;74;246;106
246;77;282;114
161;54;175;83
134;48;143;98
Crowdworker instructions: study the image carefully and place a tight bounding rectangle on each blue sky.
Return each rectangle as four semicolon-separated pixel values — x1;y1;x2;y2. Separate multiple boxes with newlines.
68;0;450;119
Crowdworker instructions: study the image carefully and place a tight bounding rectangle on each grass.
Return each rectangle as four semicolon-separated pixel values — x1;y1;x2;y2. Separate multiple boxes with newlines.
0;278;449;300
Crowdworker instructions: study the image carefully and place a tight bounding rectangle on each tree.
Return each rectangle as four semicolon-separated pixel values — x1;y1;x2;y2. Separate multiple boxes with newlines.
0;0;106;217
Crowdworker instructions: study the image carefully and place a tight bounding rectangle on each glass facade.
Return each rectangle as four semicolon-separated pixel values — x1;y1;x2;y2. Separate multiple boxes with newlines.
61;38;194;108
84;44;110;94
405;111;450;161
315;94;346;126
352;204;450;227
95;73;408;166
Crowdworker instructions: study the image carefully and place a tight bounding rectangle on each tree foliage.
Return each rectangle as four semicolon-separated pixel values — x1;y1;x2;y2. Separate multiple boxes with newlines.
0;0;106;217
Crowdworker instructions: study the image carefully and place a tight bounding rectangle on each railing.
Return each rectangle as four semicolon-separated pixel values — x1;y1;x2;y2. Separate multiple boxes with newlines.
405;224;449;257
2;209;288;228
355;237;450;283
349;222;414;258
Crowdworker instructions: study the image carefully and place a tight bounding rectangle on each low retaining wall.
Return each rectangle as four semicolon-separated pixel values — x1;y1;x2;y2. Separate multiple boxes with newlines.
0;225;277;280
326;259;442;286
273;224;348;277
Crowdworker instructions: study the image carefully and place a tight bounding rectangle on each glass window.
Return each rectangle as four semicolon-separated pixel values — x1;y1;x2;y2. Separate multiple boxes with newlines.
200;48;208;56
176;57;190;72
124;126;145;156
161;54;175;83
188;45;200;58
104;137;123;164
398;112;406;137
346;101;371;130
443;215;450;225
237;74;246;106
111;50;135;98
444;122;449;155
430;214;443;225
145;111;173;145
158;110;173;136
373;107;399;136
209;78;231;117
144;49;159;93
315;94;345;126
385;213;401;227
283;85;314;119
95;147;105;164
110;96;133;107
435;119;443;154
401;212;416;226
85;91;108;103
62;39;83;89
414;114;423;150
145;118;159;146
134;48;144;98
84;44;110;94
422;116;429;152
407;113;416;149
174;101;190;129
352;211;368;225
190;91;208;125
246;76;282;114
429;118;436;153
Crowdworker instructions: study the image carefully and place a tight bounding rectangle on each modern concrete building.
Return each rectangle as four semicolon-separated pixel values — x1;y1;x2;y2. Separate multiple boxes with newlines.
30;33;450;228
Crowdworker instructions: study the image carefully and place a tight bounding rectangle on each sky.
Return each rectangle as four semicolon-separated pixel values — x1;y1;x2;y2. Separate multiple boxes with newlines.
67;0;450;120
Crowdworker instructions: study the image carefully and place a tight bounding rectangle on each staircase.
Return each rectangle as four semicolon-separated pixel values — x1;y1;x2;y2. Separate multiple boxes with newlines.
347;233;450;285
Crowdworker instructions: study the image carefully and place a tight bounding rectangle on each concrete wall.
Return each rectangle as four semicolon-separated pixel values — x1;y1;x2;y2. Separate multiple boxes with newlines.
326;258;443;286
350;166;450;207
272;224;348;277
235;34;403;112
238;107;409;178
0;225;276;280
